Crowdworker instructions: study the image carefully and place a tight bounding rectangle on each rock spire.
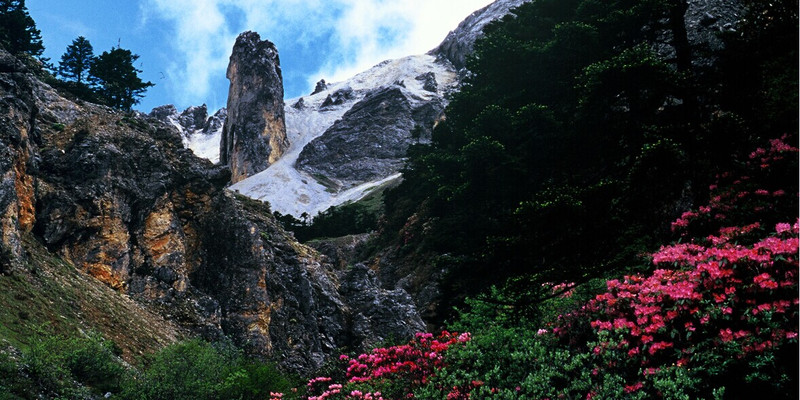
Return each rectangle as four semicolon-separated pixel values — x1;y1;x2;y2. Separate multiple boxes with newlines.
220;31;289;183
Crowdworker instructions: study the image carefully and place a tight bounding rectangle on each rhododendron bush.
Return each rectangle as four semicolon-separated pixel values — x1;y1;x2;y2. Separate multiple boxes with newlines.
550;137;798;397
416;138;798;399
273;332;471;400
270;138;797;399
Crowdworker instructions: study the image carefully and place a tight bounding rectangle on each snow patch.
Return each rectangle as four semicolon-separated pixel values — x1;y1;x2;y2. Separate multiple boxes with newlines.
185;130;221;164
230;54;457;217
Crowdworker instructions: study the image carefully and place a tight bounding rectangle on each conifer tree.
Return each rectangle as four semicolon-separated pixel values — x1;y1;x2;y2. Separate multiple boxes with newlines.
58;36;94;84
90;47;153;110
0;0;43;57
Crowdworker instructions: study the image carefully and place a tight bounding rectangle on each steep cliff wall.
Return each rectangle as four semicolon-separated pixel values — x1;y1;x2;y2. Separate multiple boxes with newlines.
220;31;289;184
0;48;422;374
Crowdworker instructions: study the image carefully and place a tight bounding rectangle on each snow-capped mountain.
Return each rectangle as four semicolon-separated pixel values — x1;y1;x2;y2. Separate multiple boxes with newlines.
149;104;226;164
156;0;533;218
230;54;458;217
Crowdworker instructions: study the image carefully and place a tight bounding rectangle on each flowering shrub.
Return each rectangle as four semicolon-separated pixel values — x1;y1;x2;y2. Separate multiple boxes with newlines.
272;137;797;399
552;136;799;397
417;137;796;399
270;332;471;399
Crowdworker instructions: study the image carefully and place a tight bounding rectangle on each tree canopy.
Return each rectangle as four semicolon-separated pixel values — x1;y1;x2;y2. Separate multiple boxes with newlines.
89;47;154;110
58;36;93;84
0;0;43;57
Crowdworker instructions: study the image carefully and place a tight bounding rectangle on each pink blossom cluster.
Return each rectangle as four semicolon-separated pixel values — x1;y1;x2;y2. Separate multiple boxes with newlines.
346;332;470;385
303;376;385;400
671;136;797;234
299;331;471;400
554;137;798;396
582;224;797;363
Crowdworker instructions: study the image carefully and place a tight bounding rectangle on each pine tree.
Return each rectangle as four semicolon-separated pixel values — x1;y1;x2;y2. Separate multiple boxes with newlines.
0;0;43;57
89;47;153;110
58;36;94;84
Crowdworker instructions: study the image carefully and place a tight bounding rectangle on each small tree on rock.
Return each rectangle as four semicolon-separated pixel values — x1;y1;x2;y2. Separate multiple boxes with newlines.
58;36;94;84
90;47;153;110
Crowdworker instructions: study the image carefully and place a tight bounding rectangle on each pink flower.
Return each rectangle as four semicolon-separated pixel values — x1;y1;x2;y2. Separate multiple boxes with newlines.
776;222;792;234
643;367;659;376
753;273;779;290
648;341;673;355
624;382;644;393
719;328;734;342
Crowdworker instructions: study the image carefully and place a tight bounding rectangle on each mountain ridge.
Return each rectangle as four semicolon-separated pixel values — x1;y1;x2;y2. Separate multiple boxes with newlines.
0;46;423;375
152;0;532;218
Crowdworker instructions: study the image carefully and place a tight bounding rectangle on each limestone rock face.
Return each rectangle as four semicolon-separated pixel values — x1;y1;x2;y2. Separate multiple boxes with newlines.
0;48;422;374
221;31;289;183
296;86;445;190
0;50;37;272
178;104;209;132
311;79;328;95
202;108;227;135
149;104;225;138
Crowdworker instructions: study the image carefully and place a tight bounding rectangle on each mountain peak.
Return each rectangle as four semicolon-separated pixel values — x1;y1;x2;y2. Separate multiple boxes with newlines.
429;0;532;70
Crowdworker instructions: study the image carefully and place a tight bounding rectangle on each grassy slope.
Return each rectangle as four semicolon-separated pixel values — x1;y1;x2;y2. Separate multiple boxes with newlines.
0;233;183;362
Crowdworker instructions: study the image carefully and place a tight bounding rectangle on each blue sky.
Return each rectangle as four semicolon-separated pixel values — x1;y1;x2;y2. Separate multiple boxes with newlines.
29;0;493;113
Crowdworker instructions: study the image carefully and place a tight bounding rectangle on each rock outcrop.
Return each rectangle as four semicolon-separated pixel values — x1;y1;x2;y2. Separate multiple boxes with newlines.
220;31;289;184
0;48;422;374
149;103;219;136
296;86;445;190
148;104;228;163
430;0;532;70
311;79;328;95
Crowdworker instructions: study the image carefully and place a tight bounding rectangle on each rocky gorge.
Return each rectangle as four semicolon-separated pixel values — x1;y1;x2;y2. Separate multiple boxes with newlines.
0;0;750;380
0;46;422;374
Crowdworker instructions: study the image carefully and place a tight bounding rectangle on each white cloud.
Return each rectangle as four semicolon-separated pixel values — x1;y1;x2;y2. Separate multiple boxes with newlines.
311;0;494;87
141;0;494;107
140;0;238;107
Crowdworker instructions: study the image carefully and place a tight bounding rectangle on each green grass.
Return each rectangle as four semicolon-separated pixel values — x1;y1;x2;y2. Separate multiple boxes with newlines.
0;234;182;360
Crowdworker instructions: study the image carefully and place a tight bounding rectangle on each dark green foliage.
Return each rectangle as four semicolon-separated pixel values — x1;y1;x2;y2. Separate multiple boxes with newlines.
275;181;393;242
120;339;293;400
25;331;124;395
380;0;798;320
275;203;378;242
0;331;124;399
0;333;295;400
58;36;94;85
0;0;43;57
89;47;154;110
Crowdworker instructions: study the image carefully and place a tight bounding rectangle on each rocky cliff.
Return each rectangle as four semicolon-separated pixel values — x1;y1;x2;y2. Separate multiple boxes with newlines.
149;104;227;163
430;0;532;71
296;86;445;190
0;48;422;374
220;31;289;184
229;54;458;217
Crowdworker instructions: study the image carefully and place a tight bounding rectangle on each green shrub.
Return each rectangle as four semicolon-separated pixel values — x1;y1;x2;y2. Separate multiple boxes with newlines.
121;339;292;400
23;330;124;396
